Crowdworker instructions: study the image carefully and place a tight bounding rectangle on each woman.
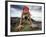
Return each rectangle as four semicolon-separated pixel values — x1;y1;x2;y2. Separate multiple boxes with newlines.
16;6;32;31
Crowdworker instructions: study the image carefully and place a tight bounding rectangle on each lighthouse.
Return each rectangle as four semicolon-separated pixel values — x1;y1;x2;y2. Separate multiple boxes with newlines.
16;6;32;31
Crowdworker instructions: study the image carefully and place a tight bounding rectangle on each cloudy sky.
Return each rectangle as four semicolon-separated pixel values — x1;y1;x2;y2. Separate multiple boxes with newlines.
10;5;42;21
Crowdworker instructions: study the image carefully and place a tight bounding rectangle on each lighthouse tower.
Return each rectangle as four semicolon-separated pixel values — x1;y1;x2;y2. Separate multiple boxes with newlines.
16;6;32;31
